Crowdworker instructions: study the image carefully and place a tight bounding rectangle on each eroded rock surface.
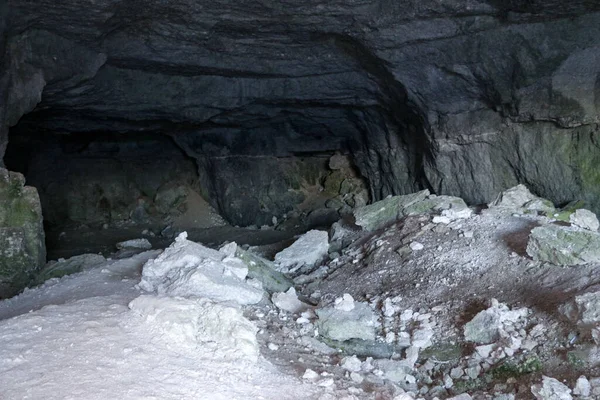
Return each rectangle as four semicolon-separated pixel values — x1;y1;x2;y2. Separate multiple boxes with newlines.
0;168;45;297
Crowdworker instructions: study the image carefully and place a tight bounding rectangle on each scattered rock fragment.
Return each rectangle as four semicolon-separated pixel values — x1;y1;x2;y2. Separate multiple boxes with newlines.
464;299;529;344
272;287;310;314
116;238;152;250
573;376;591;397
531;376;572;400
316;295;378;342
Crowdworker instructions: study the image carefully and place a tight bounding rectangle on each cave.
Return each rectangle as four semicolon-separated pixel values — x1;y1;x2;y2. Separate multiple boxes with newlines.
3;1;600;252
2;1;600;397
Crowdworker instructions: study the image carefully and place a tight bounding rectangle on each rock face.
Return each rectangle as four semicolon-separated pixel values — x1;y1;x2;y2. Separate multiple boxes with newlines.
0;168;45;297
1;1;600;223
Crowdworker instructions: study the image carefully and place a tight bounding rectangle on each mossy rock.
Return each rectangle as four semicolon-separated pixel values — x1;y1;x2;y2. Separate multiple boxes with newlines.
0;169;46;298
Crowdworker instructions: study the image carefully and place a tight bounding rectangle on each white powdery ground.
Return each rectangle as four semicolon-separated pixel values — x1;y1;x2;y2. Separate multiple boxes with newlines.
0;248;321;400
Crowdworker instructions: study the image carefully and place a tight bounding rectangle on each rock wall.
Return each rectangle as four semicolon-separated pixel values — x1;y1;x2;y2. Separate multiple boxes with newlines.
1;1;600;217
0;168;45;298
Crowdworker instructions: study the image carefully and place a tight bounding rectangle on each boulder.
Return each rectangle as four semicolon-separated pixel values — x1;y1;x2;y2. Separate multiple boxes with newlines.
353;190;430;231
0;168;46;298
489;184;555;214
527;225;600;266
569;209;600;231
464;299;529;344
531;376;572;400
354;190;473;231
33;253;106;285
234;247;293;293
116;238;152;250
274;230;329;274
316;295;378;342
561;291;600;325
139;232;264;305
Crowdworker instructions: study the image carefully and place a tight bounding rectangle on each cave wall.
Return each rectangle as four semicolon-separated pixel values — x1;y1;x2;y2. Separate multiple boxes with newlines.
2;0;600;220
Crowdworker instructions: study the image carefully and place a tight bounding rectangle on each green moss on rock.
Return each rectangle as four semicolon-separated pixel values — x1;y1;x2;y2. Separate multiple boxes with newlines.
0;169;46;298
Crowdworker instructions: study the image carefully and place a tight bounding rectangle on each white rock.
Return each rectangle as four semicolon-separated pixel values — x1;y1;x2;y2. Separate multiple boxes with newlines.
475;344;494;359
350;372;363;384
570;209;600;231
433;215;451;224
450;367;464;379
334;293;356;311
412;328;434;348
267;343;279;351
573;376;591;397
466;366;481;379
116;238;152;250
410;242;424;251
274;230;329;273
129;295;259;361
531;376;572;400
303;369;320;380
383;298;398;317
443;375;453;389
139;232;263;305
317;378;335;387
316;301;378;342
341;356;362;372
464;300;528;344
272;287;310;314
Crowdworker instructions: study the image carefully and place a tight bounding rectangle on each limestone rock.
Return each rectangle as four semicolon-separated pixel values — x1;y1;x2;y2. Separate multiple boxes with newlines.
0;168;46;298
573;376;591;397
234;247;293;293
561;291;600;325
527;225;600;266
569;209;600;231
33;253;106;285
116;238;152;250
316;300;378;342
272;287;310;314
464;300;529;344
489;185;555;213
274;230;329;273
139;232;264;305
531;376;572;400
353;190;430;231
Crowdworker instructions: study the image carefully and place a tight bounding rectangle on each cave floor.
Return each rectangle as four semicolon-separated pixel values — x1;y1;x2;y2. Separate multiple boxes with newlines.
45;224;308;261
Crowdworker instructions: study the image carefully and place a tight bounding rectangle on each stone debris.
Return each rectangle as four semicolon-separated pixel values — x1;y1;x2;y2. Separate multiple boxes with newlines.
569;208;600;231
116;238;152;250
489;184;555;213
129;295;259;361
354;190;473;232
272;287;311;314
464;299;529;344
316;295;378;342
235;246;293;293
353;190;430;232
34;253;107;284
561;290;600;325
274;230;329;273
573;376;591;397
531;376;572;400
139;232;264;305
527;224;600;265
